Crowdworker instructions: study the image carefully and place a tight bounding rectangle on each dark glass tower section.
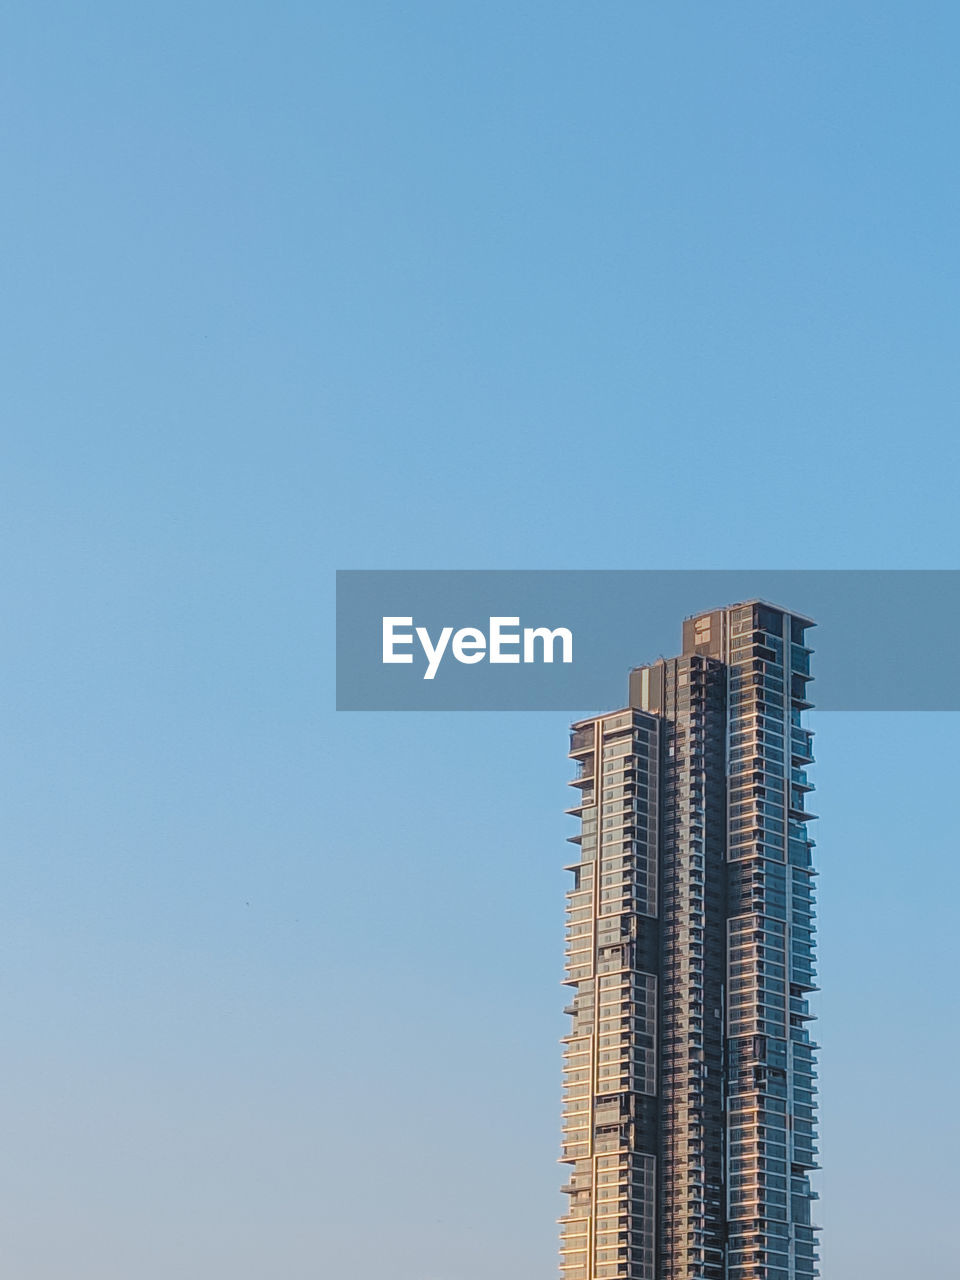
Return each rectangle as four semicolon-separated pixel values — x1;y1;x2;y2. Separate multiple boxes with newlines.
559;602;819;1280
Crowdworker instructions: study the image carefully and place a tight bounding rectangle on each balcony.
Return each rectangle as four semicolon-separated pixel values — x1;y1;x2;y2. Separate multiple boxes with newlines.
789;799;818;822
790;645;811;676
565;793;595;816
569;759;594;788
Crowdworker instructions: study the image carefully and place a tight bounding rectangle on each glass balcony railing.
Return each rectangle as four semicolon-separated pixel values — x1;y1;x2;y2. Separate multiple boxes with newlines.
790;645;811;676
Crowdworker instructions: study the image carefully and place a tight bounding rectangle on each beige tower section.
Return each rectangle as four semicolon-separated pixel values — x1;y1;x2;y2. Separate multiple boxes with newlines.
560;708;661;1280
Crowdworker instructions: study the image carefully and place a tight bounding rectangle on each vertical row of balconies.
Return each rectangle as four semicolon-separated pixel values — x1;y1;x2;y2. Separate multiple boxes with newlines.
784;624;821;1280
723;603;819;1280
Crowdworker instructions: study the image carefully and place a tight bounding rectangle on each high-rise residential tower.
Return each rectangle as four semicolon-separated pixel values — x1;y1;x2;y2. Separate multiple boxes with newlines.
560;601;818;1280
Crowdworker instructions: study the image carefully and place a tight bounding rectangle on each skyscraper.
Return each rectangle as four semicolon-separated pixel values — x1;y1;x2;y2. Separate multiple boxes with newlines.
560;601;818;1280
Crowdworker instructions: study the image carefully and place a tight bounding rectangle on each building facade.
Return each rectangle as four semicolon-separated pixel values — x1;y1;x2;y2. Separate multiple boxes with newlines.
560;601;819;1280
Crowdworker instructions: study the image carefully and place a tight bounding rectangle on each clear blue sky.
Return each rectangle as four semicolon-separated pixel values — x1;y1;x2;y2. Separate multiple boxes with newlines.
0;3;956;1276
